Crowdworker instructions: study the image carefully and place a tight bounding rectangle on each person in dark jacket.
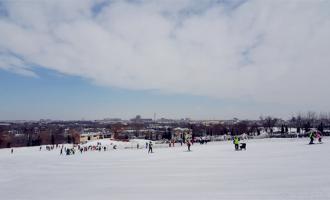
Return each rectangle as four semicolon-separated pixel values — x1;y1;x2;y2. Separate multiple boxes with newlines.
148;141;153;153
309;132;315;144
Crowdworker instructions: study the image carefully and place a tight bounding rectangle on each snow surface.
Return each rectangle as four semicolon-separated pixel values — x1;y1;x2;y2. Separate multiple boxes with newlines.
1;138;330;200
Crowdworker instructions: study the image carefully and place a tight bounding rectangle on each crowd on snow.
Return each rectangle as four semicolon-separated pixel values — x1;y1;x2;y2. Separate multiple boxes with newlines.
8;133;325;155
41;143;119;155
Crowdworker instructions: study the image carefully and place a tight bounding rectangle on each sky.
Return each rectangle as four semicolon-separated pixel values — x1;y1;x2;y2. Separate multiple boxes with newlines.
0;0;330;120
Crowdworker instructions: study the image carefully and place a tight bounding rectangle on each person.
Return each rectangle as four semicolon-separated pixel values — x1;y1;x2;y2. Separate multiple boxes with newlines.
11;149;13;154
234;136;239;150
39;146;42;151
60;148;63;155
137;143;139;149
148;141;153;153
309;132;315;144
187;140;191;151
145;142;148;149
316;132;322;143
66;148;70;155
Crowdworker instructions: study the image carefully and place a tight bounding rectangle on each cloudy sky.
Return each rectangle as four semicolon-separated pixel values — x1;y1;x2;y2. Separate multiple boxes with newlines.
0;0;329;120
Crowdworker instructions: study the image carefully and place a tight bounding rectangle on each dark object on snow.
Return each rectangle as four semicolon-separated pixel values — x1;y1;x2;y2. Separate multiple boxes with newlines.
309;136;314;144
148;142;153;153
66;148;70;155
240;143;246;150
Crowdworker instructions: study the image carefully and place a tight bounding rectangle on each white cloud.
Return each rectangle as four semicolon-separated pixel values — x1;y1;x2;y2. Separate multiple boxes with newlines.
0;53;37;77
0;0;330;111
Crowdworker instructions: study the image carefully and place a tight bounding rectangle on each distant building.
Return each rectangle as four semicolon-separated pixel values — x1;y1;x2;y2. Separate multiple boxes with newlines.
96;118;124;124
130;115;153;124
80;132;102;143
79;128;112;143
172;127;192;142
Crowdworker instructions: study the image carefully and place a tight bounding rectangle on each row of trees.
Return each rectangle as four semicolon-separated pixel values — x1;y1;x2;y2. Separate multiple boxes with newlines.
0;127;80;148
2;111;330;148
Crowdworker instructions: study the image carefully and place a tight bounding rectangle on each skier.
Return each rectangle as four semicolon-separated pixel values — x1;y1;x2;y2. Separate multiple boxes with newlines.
60;148;63;155
316;132;322;143
187;140;191;151
309;132;315;144
66;148;70;155
148;141;153;153
234;136;239;150
11;149;13;154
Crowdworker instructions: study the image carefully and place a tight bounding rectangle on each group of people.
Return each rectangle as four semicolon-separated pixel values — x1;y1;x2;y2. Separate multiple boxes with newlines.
60;147;76;155
233;136;247;151
146;139;193;153
41;144;62;151
60;144;118;155
10;133;326;156
309;131;322;144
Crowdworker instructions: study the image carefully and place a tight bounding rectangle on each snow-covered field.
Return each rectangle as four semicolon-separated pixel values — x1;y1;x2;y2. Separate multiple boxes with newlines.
1;138;329;200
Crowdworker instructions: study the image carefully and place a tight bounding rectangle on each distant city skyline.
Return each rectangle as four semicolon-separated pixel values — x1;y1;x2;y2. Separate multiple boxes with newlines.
1;0;330;120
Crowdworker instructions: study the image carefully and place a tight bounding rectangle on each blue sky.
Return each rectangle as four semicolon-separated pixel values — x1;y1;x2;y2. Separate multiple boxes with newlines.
0;68;227;120
0;0;329;120
0;67;300;120
0;68;244;120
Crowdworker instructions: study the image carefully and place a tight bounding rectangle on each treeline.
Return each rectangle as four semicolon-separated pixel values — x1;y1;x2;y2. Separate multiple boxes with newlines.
1;111;330;148
0;124;80;148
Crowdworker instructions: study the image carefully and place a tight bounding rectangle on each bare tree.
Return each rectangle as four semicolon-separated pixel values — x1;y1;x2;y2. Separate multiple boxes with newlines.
260;116;278;133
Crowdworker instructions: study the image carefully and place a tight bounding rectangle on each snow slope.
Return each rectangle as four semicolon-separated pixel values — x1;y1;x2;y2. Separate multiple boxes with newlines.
0;138;329;200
